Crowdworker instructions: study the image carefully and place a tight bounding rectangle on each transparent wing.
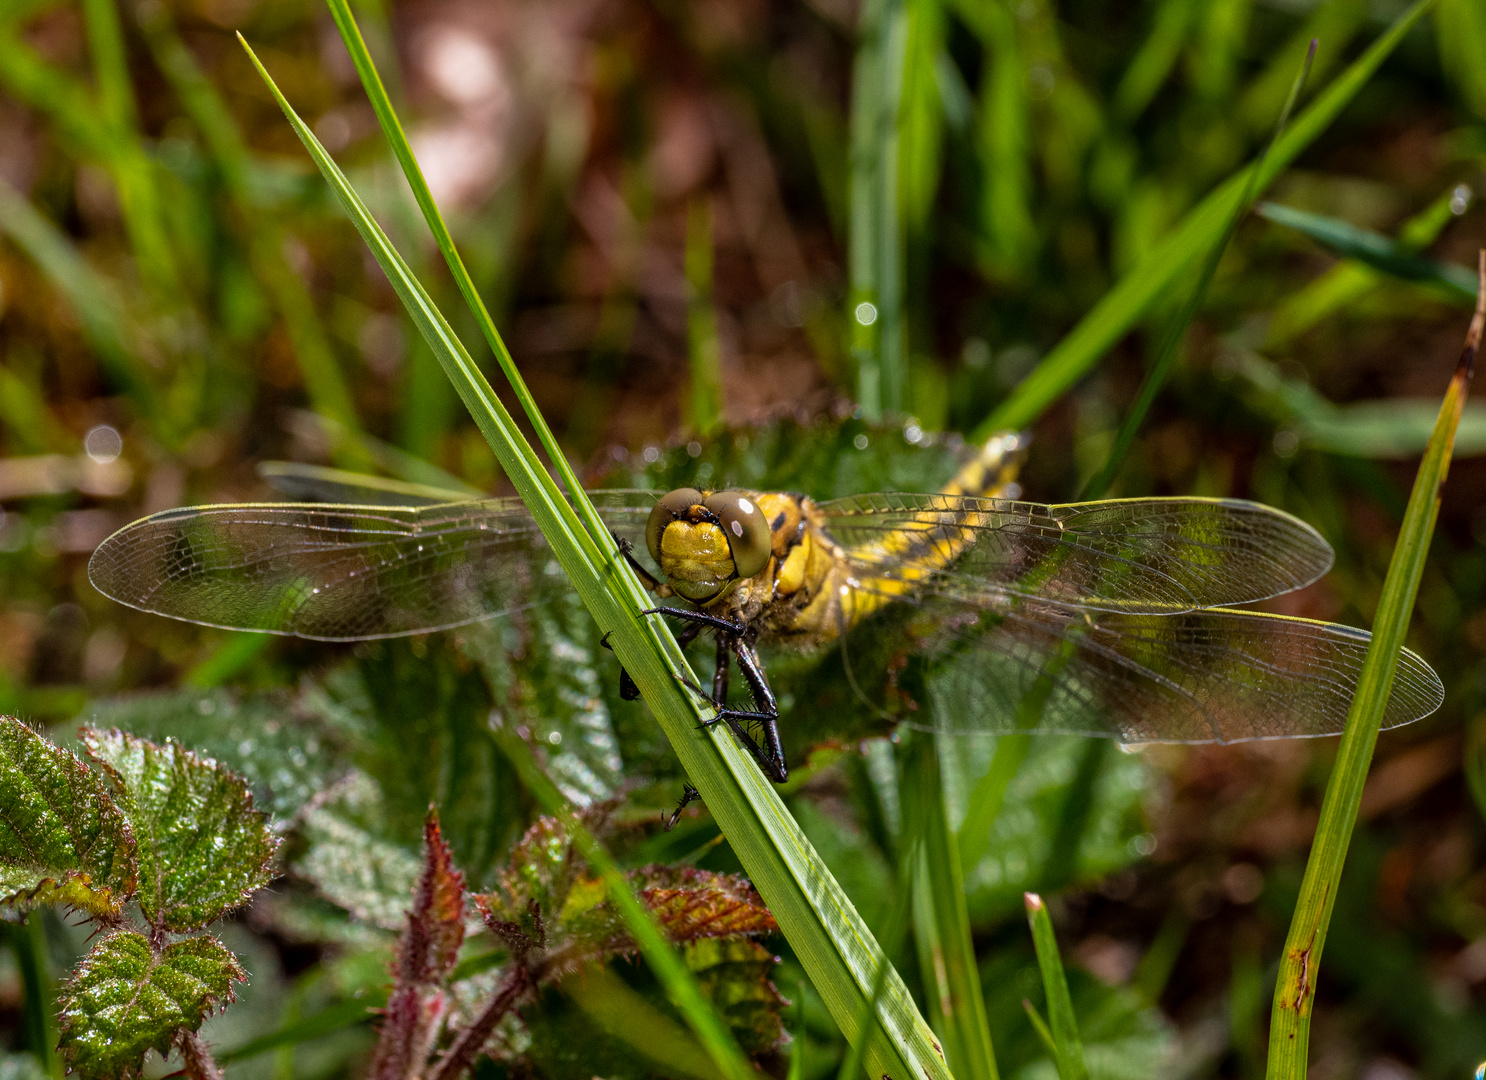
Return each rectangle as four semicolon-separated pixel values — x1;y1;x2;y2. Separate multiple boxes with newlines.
817;495;1334;613
876;604;1443;743
87;492;660;640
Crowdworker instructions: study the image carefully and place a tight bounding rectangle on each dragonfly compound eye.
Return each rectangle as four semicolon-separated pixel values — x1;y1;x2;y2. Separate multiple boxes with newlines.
704;491;770;579
647;488;705;564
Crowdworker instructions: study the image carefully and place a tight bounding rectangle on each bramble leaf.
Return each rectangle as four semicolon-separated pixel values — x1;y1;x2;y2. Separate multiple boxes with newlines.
82;728;277;932
0;717;136;918
85;687;347;820
367;809;467;1080
474;818;776;971
633;866;778;943
56;930;244;1080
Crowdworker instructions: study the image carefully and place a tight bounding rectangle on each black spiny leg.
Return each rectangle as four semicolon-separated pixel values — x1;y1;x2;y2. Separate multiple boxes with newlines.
643;608;789;784
663;783;701;831
603;621;702;701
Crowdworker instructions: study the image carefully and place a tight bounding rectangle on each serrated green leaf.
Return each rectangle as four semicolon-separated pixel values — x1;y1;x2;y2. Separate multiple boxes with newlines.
81;728;276;932
85;687;346;821
0;717;135;918
57;930;244;1080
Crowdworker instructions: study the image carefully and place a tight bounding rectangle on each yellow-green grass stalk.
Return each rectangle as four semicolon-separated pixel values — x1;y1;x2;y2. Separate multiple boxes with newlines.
246;22;952;1080
1264;256;1484;1077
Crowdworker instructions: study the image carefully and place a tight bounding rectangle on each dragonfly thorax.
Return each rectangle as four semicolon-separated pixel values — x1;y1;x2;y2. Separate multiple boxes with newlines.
646;488;772;603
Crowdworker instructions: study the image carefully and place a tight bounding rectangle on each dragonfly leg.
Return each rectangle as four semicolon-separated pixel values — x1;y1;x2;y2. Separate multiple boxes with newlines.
613;534;669;595
694;638;787;783
712;633;730;703
640;607;747;636
663;783;701;831
603;621;702;701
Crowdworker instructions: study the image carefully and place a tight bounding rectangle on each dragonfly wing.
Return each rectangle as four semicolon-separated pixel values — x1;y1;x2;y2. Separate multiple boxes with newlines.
818;495;1334;613
886;604;1443;742
88;492;663;640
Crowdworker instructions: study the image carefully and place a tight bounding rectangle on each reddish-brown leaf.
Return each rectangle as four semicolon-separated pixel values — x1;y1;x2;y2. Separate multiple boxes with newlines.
366;808;468;1080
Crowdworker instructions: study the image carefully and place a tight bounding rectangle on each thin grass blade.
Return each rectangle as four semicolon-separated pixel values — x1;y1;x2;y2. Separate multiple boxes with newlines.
1024;893;1088;1080
1257;201;1478;302
685;197;724;436
1264;255;1484;1078
904;735;999;1080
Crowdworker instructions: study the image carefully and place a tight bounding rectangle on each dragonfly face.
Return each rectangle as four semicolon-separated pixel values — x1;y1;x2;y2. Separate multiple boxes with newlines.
645;488;771;603
85;432;1445;786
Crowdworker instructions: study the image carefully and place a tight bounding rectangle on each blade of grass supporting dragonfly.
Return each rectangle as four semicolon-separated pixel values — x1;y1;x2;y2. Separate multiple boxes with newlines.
837;832;920;1080
1256;201;1479;303
1264;255;1484;1079
131;0;370;468
493;727;761;1080
685;197;724;437
1024;894;1089;1080
970;0;1435;442
244;33;952;1080
904;734;1000;1080
1078;39;1314;502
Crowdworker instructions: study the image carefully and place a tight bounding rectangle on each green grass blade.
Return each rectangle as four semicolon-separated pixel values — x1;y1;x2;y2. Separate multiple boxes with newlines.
956;734;1031;873
685;197;724;436
1257;201;1478;302
1079;40;1314;501
1020;1000;1057;1061
243;36;952;1080
957;0;1035;276
13;915;60;1079
1111;0;1192;123
905;735;999;1080
1266;182;1472;346
971;0;1436;441
1264;257;1484;1078
1024;894;1088;1080
494;727;761;1080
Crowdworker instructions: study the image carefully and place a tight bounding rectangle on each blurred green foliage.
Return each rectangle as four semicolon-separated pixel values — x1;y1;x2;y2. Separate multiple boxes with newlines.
0;0;1485;1077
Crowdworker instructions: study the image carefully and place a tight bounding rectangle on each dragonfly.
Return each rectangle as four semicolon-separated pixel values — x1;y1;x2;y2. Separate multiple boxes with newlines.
87;432;1444;787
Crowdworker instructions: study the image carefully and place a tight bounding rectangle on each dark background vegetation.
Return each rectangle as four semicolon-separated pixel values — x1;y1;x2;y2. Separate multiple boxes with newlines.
0;0;1485;1077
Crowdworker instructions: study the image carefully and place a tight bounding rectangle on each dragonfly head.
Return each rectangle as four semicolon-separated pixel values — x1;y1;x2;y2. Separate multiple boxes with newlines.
646;488;771;603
